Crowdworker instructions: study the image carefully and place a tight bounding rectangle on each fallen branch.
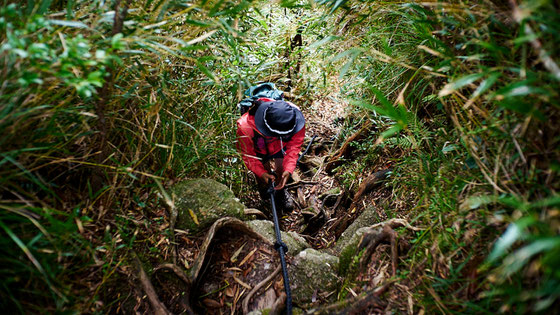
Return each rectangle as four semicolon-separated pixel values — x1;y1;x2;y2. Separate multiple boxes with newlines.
242;265;282;314
132;252;171;315
286;181;319;189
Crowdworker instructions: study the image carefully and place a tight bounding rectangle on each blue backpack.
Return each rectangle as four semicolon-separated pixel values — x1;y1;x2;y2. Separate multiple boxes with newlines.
237;82;284;115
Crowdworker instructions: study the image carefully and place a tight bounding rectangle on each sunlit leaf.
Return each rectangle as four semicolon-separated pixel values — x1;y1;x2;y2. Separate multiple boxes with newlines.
48;19;89;29
502;237;560;277
309;35;340;50
488;217;536;262
439;72;485;97
195;60;217;82
472;72;501;98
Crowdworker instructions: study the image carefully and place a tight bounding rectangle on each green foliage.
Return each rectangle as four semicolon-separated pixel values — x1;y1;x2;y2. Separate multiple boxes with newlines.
1;0;559;312
0;0;339;311
319;0;560;312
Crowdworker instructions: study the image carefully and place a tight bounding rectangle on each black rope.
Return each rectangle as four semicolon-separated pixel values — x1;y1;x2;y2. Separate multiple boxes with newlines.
268;183;293;315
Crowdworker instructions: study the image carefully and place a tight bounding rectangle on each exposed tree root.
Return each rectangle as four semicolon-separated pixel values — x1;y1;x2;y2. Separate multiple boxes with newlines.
154;263;191;286
269;292;287;315
330;169;392;237
325;120;371;174
153;263;195;315
244;208;268;219
350;169;392;206
313;290;385;314
357;225;398;275
242;265;282;314
367;218;423;232
302;194;327;235
132;252;171;315
357;219;421;276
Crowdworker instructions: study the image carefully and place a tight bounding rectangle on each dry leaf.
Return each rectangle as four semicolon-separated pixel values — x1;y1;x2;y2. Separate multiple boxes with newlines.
239;247;257;266
230;242;246;263
188;209;199;225
202;298;221;308
225;287;235;298
233;275;252;290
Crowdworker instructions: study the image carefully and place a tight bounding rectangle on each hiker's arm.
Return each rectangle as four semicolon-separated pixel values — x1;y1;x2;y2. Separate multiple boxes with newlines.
282;126;305;174
237;126;267;178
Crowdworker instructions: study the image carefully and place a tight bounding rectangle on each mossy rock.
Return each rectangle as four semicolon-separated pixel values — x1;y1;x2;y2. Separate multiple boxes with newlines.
332;206;379;255
289;248;339;306
247;220;310;256
173;179;245;233
337;226;371;277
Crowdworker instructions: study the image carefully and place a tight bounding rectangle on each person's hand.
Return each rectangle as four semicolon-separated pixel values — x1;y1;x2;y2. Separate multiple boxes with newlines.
274;171;291;190
261;173;276;184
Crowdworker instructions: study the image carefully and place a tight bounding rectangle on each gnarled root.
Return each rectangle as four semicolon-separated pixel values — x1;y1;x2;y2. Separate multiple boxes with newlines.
242;265;282;314
153;263;195;315
132;252;171;315
358;219;421;276
313;290;385;314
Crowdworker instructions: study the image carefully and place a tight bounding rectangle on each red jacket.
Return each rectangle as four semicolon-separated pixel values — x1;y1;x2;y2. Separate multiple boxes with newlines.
236;103;305;178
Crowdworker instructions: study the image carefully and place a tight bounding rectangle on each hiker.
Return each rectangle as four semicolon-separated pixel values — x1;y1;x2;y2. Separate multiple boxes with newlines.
236;98;305;212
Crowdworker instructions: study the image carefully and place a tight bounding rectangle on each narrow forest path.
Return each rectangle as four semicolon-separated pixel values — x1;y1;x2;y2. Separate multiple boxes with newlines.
241;92;354;248
244;92;397;250
136;89;420;315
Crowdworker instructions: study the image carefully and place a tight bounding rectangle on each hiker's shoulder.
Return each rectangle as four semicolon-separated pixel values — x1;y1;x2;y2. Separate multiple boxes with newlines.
237;113;256;132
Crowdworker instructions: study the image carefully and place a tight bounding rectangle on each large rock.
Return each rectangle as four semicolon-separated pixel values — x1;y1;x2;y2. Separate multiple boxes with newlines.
173;179;245;233
333;206;379;254
247;220;310;256
289;248;339;306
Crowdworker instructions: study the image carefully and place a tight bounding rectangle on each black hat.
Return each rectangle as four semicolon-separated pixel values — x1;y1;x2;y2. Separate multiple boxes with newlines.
255;101;305;138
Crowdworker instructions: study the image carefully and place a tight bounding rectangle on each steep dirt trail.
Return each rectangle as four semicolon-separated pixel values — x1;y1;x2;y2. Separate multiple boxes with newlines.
282;94;349;244
241;93;352;248
243;91;395;249
138;92;415;314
